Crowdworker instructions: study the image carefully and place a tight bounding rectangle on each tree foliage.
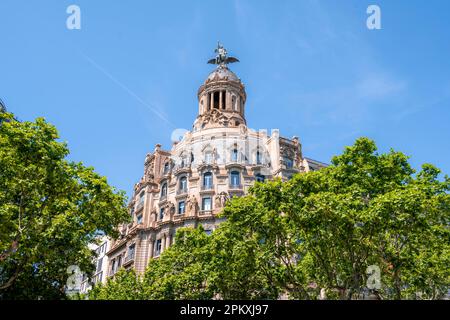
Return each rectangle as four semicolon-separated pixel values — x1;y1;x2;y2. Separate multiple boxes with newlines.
90;137;449;300
0;112;130;299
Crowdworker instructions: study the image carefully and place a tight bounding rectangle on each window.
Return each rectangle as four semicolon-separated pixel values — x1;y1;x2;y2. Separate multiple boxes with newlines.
202;197;212;211
203;172;213;188
255;174;265;182
155;239;162;256
127;244;135;260
139;191;145;204
117;255;122;268
111;259;116;275
283;157;294;169
179;176;187;192
230;171;240;187
159;208;164;220
231;149;238;162
161;182;167;197
163;162;170;174
205;229;213;236
96;257;103;273
204;151;213;164
136;214;143;224
256;151;262;164
178;201;185;214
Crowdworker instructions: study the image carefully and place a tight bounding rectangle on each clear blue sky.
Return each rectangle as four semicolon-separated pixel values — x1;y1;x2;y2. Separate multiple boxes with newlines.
1;0;449;197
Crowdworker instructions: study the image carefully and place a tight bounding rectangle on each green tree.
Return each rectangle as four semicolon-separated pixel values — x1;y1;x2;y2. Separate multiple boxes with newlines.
88;138;449;300
0;112;130;299
88;269;143;300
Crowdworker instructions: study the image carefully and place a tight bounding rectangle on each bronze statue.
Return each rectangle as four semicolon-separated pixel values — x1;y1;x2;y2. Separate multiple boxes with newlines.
207;42;239;66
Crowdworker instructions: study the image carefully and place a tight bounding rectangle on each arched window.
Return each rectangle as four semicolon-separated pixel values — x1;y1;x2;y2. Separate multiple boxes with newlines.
179;176;187;192
230;171;240;187
203;172;213;189
161;182;167;197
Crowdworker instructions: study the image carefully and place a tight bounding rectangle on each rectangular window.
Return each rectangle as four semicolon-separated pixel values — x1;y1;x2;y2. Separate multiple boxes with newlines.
155;239;162;256
202;197;212;211
136;214;143;224
203;173;212;187
96;257;103;273
159;208;164;220
111;259;116;275
230;171;240;186
128;244;135;260
284;157;294;169
232;149;238;162
178;201;185;214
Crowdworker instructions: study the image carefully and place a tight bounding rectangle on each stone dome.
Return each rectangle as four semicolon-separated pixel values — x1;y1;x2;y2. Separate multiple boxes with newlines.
206;65;239;82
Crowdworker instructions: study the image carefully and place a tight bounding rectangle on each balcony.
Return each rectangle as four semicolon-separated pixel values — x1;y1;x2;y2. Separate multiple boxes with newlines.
228;183;243;190
201;184;214;191
199;210;213;216
176;187;188;196
124;253;135;265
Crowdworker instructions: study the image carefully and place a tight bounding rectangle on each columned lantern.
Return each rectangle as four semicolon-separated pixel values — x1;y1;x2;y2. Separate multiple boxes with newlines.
194;42;247;130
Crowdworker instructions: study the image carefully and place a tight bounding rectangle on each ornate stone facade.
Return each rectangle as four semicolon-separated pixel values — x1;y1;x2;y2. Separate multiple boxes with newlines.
106;46;327;276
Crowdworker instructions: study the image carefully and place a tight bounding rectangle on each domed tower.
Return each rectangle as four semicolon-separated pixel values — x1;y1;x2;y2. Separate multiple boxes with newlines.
194;43;247;131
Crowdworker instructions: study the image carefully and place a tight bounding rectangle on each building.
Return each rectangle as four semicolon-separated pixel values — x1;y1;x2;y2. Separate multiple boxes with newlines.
106;43;326;276
79;236;110;294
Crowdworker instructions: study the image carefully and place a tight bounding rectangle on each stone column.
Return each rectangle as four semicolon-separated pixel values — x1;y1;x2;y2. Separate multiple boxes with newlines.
219;91;223;110
225;91;231;110
148;239;154;259
210;92;214;110
166;234;171;249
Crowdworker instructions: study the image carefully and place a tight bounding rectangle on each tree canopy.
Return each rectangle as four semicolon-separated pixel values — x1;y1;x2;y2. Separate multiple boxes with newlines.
0;112;130;299
90;137;449;300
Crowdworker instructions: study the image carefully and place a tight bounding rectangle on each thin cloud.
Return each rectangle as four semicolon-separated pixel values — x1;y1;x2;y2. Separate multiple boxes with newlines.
79;51;176;128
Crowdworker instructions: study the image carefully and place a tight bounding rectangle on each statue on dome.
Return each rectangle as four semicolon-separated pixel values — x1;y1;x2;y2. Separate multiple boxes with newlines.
207;42;239;66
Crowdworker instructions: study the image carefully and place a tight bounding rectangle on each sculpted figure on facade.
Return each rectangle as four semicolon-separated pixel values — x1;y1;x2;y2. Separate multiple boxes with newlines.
186;195;198;216
214;192;228;209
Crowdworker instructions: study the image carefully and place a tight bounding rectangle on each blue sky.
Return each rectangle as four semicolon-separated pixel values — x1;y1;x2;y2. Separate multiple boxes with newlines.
1;0;449;197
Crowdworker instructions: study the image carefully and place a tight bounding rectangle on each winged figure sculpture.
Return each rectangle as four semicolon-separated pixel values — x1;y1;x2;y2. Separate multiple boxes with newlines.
207;42;240;65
